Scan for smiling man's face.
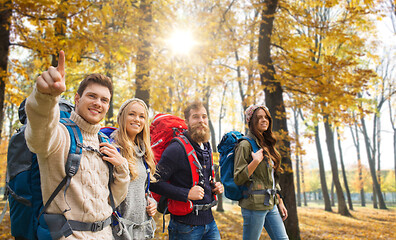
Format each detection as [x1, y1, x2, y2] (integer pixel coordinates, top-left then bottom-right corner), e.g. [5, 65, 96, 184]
[74, 83, 111, 125]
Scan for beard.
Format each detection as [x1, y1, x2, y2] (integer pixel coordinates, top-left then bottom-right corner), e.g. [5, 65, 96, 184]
[189, 123, 211, 143]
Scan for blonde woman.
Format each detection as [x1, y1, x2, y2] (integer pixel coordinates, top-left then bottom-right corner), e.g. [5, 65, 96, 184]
[111, 98, 157, 240]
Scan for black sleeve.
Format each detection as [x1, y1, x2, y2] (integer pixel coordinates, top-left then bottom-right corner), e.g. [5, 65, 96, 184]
[149, 142, 191, 202]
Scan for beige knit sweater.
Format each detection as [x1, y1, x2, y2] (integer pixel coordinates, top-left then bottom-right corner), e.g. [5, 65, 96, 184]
[25, 88, 130, 240]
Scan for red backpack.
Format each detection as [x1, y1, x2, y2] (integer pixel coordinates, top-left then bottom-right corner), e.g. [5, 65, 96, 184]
[150, 114, 217, 216]
[150, 114, 187, 163]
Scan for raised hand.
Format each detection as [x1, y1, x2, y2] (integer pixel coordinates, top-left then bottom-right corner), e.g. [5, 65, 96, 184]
[36, 51, 66, 96]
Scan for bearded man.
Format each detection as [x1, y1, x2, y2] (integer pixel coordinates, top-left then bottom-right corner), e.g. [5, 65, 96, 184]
[150, 100, 224, 240]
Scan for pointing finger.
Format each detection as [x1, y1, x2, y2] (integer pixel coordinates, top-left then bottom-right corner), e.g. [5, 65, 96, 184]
[57, 50, 65, 78]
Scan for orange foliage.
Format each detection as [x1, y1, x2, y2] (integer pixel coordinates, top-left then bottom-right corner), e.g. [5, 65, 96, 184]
[1, 200, 395, 239]
[0, 201, 13, 240]
[298, 206, 396, 240]
[0, 141, 8, 189]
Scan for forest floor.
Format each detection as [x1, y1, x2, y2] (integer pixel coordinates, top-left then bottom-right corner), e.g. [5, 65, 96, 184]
[0, 201, 395, 239]
[155, 203, 396, 240]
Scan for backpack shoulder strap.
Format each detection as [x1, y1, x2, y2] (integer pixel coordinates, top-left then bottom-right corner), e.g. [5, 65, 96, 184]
[97, 131, 118, 211]
[38, 118, 83, 219]
[240, 136, 260, 153]
[60, 118, 84, 176]
[172, 135, 202, 187]
[142, 156, 151, 194]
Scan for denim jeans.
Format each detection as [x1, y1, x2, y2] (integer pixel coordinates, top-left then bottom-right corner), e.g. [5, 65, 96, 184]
[168, 219, 221, 240]
[241, 206, 289, 240]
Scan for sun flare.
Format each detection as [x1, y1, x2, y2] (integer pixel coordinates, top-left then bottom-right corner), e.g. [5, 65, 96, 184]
[167, 30, 196, 55]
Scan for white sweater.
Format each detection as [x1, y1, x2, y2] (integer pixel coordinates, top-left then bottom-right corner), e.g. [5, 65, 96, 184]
[25, 88, 130, 240]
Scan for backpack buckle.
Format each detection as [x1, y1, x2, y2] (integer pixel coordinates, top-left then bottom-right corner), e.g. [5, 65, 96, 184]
[91, 220, 104, 232]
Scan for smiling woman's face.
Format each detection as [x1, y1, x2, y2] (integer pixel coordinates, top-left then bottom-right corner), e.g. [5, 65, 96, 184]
[124, 102, 146, 141]
[254, 108, 269, 133]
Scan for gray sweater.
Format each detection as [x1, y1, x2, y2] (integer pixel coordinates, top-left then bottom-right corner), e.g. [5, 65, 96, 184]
[113, 143, 155, 240]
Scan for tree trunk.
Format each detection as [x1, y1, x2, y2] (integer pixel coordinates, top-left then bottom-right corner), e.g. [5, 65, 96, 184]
[258, 1, 300, 239]
[314, 125, 332, 211]
[6, 103, 15, 138]
[394, 130, 396, 188]
[301, 159, 307, 206]
[323, 117, 351, 216]
[236, 9, 258, 131]
[203, 91, 222, 209]
[331, 181, 335, 207]
[372, 185, 378, 208]
[52, 0, 67, 67]
[388, 99, 396, 189]
[294, 109, 301, 207]
[358, 159, 366, 207]
[236, 45, 253, 133]
[351, 121, 366, 206]
[296, 152, 301, 207]
[105, 64, 114, 125]
[376, 118, 382, 197]
[218, 82, 228, 142]
[202, 89, 217, 152]
[209, 118, 217, 152]
[336, 129, 353, 210]
[360, 116, 387, 209]
[135, 0, 152, 106]
[0, 1, 11, 141]
[214, 164, 224, 212]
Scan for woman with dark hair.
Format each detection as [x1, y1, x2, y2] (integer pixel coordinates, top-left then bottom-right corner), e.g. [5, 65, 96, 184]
[234, 104, 288, 240]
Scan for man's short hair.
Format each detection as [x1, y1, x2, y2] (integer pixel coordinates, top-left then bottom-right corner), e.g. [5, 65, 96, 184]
[184, 100, 206, 120]
[77, 73, 113, 98]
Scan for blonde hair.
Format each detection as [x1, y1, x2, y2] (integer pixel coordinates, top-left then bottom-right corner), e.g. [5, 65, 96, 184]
[113, 98, 156, 181]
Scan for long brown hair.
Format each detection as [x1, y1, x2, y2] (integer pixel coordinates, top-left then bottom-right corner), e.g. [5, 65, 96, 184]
[248, 107, 283, 173]
[113, 99, 156, 181]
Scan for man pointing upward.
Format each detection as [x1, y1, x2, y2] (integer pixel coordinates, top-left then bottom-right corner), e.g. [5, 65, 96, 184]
[25, 51, 130, 239]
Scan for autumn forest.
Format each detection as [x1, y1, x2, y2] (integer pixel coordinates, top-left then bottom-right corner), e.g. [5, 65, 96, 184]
[0, 0, 396, 239]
